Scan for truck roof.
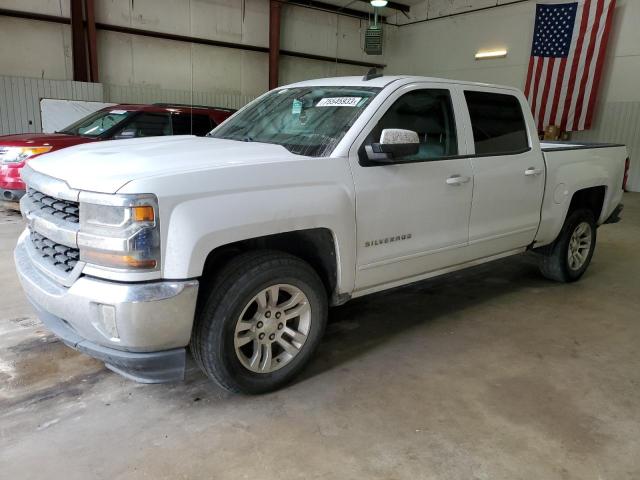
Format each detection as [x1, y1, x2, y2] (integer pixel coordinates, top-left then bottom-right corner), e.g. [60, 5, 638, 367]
[285, 75, 520, 93]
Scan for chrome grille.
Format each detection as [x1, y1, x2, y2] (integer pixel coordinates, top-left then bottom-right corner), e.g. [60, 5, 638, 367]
[26, 188, 79, 224]
[30, 231, 80, 273]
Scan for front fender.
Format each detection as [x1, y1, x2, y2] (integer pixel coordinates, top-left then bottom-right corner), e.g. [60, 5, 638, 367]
[120, 158, 357, 295]
[165, 184, 355, 292]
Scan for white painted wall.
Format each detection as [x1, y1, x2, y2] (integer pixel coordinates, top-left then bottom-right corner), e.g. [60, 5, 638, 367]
[386, 0, 640, 102]
[94, 0, 270, 96]
[386, 1, 534, 86]
[40, 98, 114, 133]
[0, 17, 72, 80]
[385, 0, 640, 190]
[280, 4, 377, 66]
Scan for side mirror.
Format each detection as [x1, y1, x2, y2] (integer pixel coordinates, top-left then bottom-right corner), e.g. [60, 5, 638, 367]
[365, 129, 420, 163]
[113, 128, 137, 140]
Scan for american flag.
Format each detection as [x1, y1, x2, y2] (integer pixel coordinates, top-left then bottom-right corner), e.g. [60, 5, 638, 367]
[524, 0, 616, 132]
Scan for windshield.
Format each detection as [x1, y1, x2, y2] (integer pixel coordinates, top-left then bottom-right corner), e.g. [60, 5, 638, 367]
[210, 86, 380, 157]
[58, 109, 133, 137]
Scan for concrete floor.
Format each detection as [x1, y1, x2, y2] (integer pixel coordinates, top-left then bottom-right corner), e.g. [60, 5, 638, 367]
[1, 194, 639, 480]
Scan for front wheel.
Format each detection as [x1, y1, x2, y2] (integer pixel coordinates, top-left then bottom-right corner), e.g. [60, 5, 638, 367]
[538, 208, 597, 283]
[191, 251, 327, 394]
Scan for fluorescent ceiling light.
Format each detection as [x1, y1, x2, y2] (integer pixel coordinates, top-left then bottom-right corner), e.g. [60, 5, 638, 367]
[371, 0, 388, 7]
[475, 49, 508, 60]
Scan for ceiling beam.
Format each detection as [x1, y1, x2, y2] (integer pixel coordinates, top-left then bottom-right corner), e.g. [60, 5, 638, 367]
[284, 0, 385, 22]
[397, 0, 529, 26]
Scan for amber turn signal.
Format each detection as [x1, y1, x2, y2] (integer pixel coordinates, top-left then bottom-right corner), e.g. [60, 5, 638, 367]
[25, 146, 54, 156]
[132, 205, 155, 222]
[82, 249, 157, 269]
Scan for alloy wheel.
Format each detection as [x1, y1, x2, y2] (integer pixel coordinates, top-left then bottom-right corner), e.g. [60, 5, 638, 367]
[567, 221, 592, 271]
[233, 284, 311, 373]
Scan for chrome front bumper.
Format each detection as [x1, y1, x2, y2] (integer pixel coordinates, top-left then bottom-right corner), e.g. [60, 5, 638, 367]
[14, 232, 199, 383]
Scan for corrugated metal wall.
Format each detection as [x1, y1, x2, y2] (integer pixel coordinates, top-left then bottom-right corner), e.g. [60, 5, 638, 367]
[0, 75, 256, 136]
[572, 102, 640, 192]
[0, 76, 103, 135]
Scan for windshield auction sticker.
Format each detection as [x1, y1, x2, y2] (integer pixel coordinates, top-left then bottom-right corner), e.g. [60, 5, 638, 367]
[292, 99, 303, 115]
[316, 97, 362, 107]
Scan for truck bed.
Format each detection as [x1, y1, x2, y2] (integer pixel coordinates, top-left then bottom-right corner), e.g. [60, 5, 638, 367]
[534, 142, 627, 247]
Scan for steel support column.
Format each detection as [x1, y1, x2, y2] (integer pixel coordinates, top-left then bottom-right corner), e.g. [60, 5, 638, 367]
[269, 0, 282, 90]
[70, 0, 88, 82]
[84, 0, 99, 82]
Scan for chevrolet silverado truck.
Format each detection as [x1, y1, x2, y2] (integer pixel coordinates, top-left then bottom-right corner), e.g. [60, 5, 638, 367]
[0, 103, 235, 202]
[15, 75, 629, 394]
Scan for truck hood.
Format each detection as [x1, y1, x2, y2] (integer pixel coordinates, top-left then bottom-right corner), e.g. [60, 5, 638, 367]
[26, 136, 300, 193]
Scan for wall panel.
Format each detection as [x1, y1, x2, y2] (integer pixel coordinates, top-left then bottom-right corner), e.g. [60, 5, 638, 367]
[572, 102, 640, 192]
[0, 76, 103, 135]
[0, 75, 254, 136]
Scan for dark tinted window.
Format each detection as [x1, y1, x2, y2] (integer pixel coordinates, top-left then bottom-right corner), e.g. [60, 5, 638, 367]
[365, 89, 458, 161]
[119, 113, 171, 138]
[464, 91, 529, 155]
[172, 113, 213, 136]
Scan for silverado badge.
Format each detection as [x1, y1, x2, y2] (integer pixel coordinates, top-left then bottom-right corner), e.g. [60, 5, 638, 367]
[365, 234, 412, 248]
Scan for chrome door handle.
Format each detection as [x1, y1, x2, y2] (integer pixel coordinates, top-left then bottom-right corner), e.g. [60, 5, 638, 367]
[446, 175, 471, 186]
[525, 167, 543, 176]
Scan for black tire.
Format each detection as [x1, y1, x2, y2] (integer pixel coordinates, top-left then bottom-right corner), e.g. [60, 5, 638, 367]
[538, 208, 597, 283]
[191, 250, 327, 394]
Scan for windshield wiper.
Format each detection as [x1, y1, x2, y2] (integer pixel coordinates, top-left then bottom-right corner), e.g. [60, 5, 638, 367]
[242, 136, 253, 142]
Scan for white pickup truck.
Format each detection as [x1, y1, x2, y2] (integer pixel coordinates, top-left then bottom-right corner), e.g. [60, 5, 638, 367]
[15, 75, 629, 393]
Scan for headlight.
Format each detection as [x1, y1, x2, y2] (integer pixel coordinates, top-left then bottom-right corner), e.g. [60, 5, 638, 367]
[0, 146, 53, 164]
[78, 193, 160, 271]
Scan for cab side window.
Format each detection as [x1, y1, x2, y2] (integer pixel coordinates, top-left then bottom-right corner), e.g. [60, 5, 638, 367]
[120, 113, 172, 138]
[464, 91, 529, 155]
[363, 89, 458, 163]
[172, 113, 213, 136]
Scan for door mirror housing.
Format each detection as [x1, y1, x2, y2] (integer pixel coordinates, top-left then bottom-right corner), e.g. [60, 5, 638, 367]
[365, 128, 420, 163]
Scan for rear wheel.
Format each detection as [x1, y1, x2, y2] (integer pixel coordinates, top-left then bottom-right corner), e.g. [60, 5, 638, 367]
[191, 250, 327, 394]
[538, 208, 597, 282]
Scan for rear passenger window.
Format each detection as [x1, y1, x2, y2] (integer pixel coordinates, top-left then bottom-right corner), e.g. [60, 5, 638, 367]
[172, 114, 213, 136]
[464, 91, 529, 155]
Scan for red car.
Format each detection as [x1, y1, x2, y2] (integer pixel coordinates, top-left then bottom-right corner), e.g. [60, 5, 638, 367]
[0, 103, 235, 202]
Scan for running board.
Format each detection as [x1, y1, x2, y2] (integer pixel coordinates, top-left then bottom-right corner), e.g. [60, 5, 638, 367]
[352, 248, 526, 299]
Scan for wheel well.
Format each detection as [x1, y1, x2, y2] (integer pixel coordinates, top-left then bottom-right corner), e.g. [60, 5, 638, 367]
[568, 186, 606, 221]
[201, 228, 338, 298]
